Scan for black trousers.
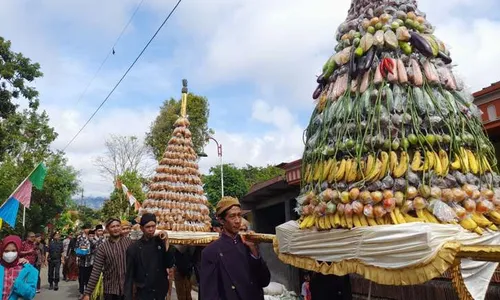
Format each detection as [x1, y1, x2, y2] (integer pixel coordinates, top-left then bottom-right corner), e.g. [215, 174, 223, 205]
[48, 260, 61, 284]
[104, 294, 124, 300]
[78, 266, 92, 294]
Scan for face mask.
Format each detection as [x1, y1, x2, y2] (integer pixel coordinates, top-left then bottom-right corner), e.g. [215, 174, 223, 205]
[3, 252, 18, 263]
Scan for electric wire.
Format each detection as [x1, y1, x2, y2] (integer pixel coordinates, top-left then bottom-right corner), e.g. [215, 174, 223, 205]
[62, 0, 183, 151]
[75, 0, 147, 105]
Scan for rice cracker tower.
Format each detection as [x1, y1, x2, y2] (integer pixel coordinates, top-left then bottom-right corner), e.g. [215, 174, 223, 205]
[298, 0, 500, 234]
[140, 79, 211, 232]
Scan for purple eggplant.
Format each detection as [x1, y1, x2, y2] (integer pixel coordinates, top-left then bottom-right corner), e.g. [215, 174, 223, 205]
[438, 51, 452, 64]
[410, 32, 433, 57]
[312, 84, 323, 100]
[317, 72, 326, 84]
[349, 47, 358, 77]
[363, 47, 376, 72]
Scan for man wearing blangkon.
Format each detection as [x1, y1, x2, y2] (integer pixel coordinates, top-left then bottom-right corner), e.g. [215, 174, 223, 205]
[200, 196, 271, 300]
[124, 213, 175, 300]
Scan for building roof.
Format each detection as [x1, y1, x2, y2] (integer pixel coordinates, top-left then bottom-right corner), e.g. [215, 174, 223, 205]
[473, 81, 500, 98]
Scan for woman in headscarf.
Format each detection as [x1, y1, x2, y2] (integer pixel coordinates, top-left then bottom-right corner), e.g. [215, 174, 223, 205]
[0, 235, 38, 300]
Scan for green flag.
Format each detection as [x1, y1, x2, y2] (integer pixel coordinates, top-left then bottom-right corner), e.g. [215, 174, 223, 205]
[29, 162, 47, 190]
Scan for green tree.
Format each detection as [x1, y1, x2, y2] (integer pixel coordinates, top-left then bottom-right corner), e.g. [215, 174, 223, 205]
[0, 37, 44, 160]
[146, 93, 213, 160]
[240, 164, 285, 189]
[102, 170, 146, 220]
[203, 164, 248, 206]
[0, 153, 80, 236]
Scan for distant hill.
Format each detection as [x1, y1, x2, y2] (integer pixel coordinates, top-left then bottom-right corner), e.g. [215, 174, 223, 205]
[73, 196, 106, 210]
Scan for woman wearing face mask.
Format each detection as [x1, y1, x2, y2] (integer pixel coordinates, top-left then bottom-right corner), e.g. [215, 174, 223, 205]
[0, 235, 38, 300]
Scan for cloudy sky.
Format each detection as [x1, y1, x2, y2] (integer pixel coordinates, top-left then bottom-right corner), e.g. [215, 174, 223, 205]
[0, 0, 499, 197]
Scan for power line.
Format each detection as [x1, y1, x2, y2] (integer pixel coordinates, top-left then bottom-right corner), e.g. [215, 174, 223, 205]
[62, 0, 183, 151]
[75, 0, 146, 105]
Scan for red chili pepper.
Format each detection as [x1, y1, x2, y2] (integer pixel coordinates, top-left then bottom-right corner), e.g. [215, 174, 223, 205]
[380, 58, 395, 77]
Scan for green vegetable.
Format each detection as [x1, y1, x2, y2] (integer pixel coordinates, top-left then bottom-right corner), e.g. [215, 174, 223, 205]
[399, 42, 413, 55]
[408, 134, 418, 145]
[392, 139, 401, 150]
[355, 47, 364, 57]
[391, 21, 400, 30]
[367, 26, 376, 34]
[353, 32, 361, 39]
[401, 138, 410, 150]
[405, 19, 415, 29]
[353, 38, 361, 47]
[423, 34, 439, 57]
[375, 22, 383, 30]
[426, 134, 436, 145]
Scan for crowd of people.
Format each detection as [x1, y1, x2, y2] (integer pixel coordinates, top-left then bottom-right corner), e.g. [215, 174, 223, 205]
[0, 196, 272, 300]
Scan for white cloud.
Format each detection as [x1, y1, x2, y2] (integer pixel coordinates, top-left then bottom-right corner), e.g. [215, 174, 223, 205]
[1, 0, 500, 198]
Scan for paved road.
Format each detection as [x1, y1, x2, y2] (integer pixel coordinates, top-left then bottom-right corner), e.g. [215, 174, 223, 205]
[34, 266, 199, 299]
[35, 266, 80, 299]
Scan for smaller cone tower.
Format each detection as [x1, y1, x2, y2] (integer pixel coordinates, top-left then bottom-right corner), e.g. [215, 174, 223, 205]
[140, 79, 211, 232]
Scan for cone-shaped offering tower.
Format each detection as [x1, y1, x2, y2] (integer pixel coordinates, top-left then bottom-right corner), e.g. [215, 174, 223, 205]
[139, 79, 211, 232]
[298, 0, 500, 234]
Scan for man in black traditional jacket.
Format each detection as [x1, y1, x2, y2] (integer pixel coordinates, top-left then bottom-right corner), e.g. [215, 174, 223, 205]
[124, 213, 175, 300]
[200, 196, 271, 300]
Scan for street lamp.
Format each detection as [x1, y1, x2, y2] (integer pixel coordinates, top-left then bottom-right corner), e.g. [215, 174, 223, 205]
[206, 136, 224, 198]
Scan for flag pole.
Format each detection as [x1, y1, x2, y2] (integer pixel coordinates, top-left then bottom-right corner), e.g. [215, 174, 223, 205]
[23, 206, 26, 227]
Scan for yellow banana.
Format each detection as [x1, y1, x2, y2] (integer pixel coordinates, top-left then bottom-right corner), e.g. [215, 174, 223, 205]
[327, 160, 338, 183]
[423, 210, 440, 223]
[459, 217, 478, 232]
[314, 215, 320, 229]
[364, 154, 375, 176]
[376, 217, 385, 225]
[324, 216, 332, 229]
[299, 215, 313, 229]
[411, 151, 423, 171]
[481, 156, 493, 174]
[459, 147, 470, 173]
[345, 214, 353, 229]
[416, 209, 427, 221]
[439, 149, 449, 175]
[334, 212, 341, 227]
[489, 224, 499, 231]
[334, 159, 347, 182]
[367, 217, 378, 226]
[433, 151, 443, 176]
[394, 208, 406, 224]
[389, 211, 399, 225]
[313, 162, 322, 182]
[340, 215, 347, 228]
[471, 212, 492, 227]
[393, 152, 408, 178]
[378, 151, 390, 180]
[329, 214, 337, 228]
[389, 151, 398, 174]
[353, 214, 362, 227]
[365, 158, 382, 182]
[451, 155, 461, 170]
[345, 160, 358, 183]
[359, 214, 369, 226]
[403, 213, 425, 223]
[322, 159, 335, 182]
[487, 211, 500, 225]
[466, 149, 479, 174]
[423, 151, 435, 171]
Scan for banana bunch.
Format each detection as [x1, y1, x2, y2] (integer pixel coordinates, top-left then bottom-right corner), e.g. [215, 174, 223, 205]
[411, 149, 449, 176]
[450, 147, 492, 175]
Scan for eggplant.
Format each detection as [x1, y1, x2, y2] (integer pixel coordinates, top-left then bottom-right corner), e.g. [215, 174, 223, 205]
[312, 84, 323, 100]
[362, 47, 376, 72]
[317, 73, 326, 84]
[410, 32, 433, 57]
[438, 51, 452, 64]
[357, 55, 366, 73]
